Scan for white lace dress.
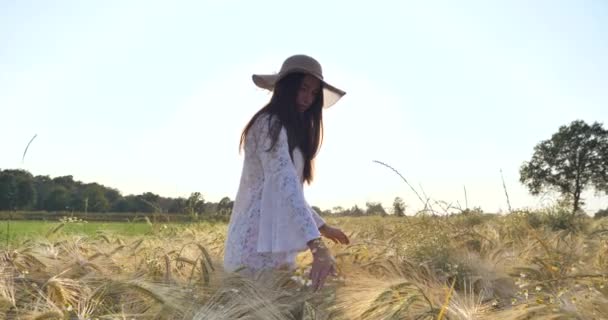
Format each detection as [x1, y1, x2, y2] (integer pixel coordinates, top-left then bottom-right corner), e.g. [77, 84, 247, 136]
[223, 113, 326, 273]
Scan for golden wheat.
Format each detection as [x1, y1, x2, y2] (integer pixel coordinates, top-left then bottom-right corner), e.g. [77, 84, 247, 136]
[0, 213, 606, 319]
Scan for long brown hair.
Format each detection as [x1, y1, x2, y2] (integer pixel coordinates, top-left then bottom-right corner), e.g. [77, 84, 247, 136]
[240, 73, 324, 184]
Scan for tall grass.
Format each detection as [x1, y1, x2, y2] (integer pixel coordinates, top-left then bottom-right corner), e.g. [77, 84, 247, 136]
[0, 220, 174, 244]
[0, 208, 607, 319]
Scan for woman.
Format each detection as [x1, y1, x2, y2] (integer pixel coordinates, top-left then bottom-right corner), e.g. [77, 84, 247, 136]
[223, 54, 350, 291]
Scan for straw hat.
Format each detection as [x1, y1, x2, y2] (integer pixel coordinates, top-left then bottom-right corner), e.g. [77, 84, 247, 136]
[252, 54, 346, 108]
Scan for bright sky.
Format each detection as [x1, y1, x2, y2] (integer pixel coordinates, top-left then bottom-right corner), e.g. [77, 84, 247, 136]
[1, 1, 607, 214]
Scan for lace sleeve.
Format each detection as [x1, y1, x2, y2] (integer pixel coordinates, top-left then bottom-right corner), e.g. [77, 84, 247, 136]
[254, 114, 322, 253]
[309, 205, 326, 228]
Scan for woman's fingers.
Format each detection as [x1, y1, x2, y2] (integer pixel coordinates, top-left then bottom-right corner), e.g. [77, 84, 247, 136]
[342, 234, 350, 244]
[335, 229, 349, 244]
[312, 267, 328, 288]
[311, 271, 319, 290]
[310, 263, 336, 291]
[314, 266, 331, 291]
[310, 268, 319, 290]
[336, 231, 348, 244]
[321, 226, 351, 245]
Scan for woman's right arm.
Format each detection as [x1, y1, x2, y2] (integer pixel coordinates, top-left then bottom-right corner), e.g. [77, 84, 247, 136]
[307, 237, 337, 291]
[255, 115, 336, 290]
[255, 114, 323, 248]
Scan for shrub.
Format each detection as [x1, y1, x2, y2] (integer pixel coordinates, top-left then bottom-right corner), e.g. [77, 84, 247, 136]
[594, 208, 608, 219]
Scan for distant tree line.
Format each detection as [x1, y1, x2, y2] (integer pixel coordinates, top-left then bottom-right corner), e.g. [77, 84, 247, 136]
[0, 169, 411, 217]
[318, 198, 407, 217]
[4, 118, 606, 219]
[0, 169, 234, 216]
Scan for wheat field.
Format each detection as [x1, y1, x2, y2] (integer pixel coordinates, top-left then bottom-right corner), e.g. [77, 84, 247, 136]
[1, 206, 607, 319]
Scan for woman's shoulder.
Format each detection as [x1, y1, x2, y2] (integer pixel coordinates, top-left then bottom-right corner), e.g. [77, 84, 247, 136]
[255, 112, 279, 124]
[252, 112, 282, 133]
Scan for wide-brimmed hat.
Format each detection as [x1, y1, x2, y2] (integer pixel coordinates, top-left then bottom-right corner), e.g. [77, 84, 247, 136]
[252, 54, 346, 108]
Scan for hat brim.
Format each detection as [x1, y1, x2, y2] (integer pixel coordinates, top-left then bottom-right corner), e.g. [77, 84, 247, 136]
[252, 72, 345, 108]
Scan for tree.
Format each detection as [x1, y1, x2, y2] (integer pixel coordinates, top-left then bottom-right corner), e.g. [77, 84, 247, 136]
[218, 196, 234, 215]
[158, 196, 177, 214]
[186, 192, 205, 219]
[349, 205, 364, 216]
[594, 208, 608, 219]
[135, 192, 162, 213]
[15, 177, 36, 209]
[104, 188, 121, 206]
[0, 169, 36, 210]
[52, 175, 75, 189]
[34, 175, 54, 210]
[365, 202, 387, 216]
[111, 198, 132, 212]
[46, 186, 70, 211]
[84, 185, 110, 212]
[0, 172, 17, 210]
[118, 195, 142, 212]
[393, 197, 406, 217]
[520, 120, 608, 215]
[168, 197, 187, 214]
[141, 192, 160, 206]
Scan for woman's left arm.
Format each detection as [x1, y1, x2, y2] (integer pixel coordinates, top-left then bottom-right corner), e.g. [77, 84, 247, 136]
[308, 205, 326, 229]
[318, 223, 350, 245]
[308, 205, 350, 245]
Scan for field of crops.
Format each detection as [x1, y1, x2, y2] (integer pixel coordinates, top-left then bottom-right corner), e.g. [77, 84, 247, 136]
[1, 207, 608, 319]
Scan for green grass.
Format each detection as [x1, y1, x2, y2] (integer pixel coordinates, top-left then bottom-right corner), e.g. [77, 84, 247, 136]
[0, 220, 161, 245]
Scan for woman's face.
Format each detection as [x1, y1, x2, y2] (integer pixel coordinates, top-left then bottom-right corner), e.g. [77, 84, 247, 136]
[296, 75, 321, 113]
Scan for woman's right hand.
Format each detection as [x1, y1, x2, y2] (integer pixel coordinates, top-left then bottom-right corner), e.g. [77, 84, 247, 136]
[308, 238, 337, 291]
